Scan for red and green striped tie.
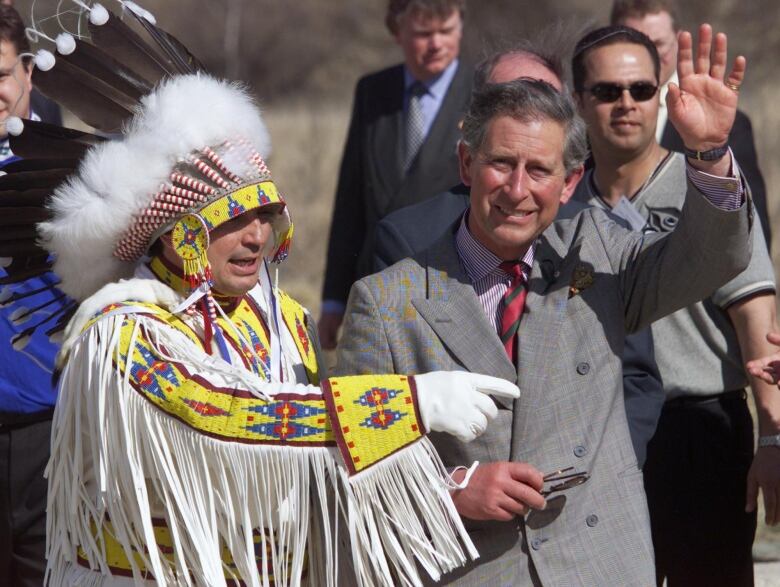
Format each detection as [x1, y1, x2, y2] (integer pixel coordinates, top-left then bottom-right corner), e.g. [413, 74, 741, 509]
[499, 261, 528, 364]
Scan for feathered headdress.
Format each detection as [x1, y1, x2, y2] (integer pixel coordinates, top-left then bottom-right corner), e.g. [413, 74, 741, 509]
[1, 1, 293, 350]
[38, 74, 290, 302]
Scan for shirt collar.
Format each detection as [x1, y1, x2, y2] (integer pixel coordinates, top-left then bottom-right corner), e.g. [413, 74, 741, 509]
[403, 58, 459, 100]
[455, 209, 537, 282]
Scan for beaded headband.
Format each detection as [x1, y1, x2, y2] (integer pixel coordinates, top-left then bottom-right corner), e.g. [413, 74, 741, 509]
[114, 139, 292, 264]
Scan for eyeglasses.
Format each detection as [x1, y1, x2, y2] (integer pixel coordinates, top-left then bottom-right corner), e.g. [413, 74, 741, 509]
[584, 82, 658, 103]
[541, 467, 590, 496]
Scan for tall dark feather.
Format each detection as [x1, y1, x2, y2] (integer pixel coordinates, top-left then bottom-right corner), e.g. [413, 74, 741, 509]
[0, 168, 72, 188]
[0, 207, 50, 226]
[0, 240, 48, 257]
[0, 188, 50, 207]
[33, 59, 134, 132]
[61, 39, 153, 101]
[88, 9, 172, 84]
[126, 10, 206, 74]
[0, 226, 40, 241]
[9, 120, 105, 162]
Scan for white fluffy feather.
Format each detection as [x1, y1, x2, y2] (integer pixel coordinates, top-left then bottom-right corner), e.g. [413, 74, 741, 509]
[38, 75, 271, 302]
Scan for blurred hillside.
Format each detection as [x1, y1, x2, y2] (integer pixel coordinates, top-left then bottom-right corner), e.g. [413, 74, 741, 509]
[18, 0, 780, 311]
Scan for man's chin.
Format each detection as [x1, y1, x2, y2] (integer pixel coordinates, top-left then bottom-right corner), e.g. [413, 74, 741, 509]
[212, 279, 258, 298]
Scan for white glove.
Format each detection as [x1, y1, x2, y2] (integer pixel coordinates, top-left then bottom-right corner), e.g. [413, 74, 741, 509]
[414, 371, 520, 443]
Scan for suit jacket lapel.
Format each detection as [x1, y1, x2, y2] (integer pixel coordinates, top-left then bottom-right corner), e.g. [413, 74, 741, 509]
[412, 232, 517, 408]
[509, 222, 577, 459]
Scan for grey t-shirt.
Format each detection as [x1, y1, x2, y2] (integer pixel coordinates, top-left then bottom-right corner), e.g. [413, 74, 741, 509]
[573, 152, 775, 398]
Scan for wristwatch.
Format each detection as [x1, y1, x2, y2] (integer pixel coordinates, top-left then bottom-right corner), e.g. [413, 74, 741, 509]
[683, 143, 729, 161]
[758, 434, 780, 448]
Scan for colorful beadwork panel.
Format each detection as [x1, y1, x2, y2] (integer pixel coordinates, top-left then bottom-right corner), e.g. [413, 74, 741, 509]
[322, 374, 424, 474]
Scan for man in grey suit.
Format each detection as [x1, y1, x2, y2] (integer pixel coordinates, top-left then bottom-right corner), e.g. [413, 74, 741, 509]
[319, 0, 473, 349]
[373, 45, 665, 468]
[336, 26, 752, 585]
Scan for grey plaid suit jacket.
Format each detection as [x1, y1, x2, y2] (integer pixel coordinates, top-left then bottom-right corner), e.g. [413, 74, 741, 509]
[335, 183, 753, 586]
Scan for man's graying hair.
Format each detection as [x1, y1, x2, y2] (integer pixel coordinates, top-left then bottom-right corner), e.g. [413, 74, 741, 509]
[461, 79, 589, 174]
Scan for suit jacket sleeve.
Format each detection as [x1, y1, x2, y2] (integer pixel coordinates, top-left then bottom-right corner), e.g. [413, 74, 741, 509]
[322, 80, 368, 305]
[613, 180, 753, 333]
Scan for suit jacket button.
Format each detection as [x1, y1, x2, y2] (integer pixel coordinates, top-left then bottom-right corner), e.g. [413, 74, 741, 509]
[576, 362, 590, 375]
[586, 514, 599, 527]
[530, 537, 547, 550]
[574, 445, 587, 457]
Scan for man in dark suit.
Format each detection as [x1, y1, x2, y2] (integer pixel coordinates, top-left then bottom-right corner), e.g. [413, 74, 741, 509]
[611, 0, 771, 248]
[319, 0, 472, 348]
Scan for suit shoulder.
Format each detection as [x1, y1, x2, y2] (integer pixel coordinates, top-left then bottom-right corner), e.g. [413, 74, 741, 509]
[355, 255, 426, 295]
[380, 189, 468, 229]
[551, 204, 624, 240]
[364, 254, 425, 281]
[356, 64, 404, 91]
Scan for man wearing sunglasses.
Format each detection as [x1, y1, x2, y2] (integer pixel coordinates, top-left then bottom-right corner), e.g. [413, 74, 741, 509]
[572, 25, 779, 587]
[610, 0, 771, 250]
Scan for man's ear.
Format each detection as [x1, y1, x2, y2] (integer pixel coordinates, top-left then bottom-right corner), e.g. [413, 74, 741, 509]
[22, 60, 32, 94]
[559, 164, 585, 205]
[457, 141, 473, 187]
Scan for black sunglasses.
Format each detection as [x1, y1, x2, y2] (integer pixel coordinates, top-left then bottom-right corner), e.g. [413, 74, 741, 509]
[584, 82, 658, 103]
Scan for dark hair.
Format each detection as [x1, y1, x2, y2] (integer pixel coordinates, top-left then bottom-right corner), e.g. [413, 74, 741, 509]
[610, 0, 680, 31]
[385, 0, 465, 35]
[461, 78, 588, 174]
[571, 25, 660, 92]
[0, 4, 31, 68]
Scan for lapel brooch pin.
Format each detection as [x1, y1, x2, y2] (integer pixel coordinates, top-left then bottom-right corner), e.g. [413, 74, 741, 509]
[568, 262, 595, 299]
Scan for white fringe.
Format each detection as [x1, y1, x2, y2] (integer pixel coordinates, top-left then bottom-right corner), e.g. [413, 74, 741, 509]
[344, 440, 478, 587]
[45, 314, 477, 586]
